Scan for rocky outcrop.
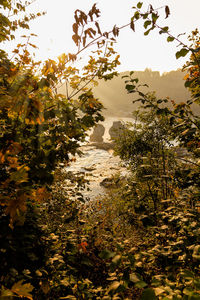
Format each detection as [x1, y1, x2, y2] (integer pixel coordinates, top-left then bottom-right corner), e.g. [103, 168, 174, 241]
[90, 124, 105, 143]
[109, 121, 125, 140]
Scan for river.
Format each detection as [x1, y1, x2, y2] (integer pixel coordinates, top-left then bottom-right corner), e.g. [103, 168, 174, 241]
[64, 117, 133, 200]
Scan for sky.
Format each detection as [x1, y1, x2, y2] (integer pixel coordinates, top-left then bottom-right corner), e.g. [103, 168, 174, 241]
[3, 0, 200, 74]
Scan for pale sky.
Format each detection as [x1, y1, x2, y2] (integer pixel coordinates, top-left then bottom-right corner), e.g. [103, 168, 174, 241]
[4, 0, 200, 73]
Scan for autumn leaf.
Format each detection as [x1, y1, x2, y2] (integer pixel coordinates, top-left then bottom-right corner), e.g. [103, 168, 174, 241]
[68, 53, 77, 61]
[73, 23, 78, 34]
[72, 34, 79, 46]
[7, 156, 19, 168]
[78, 241, 88, 253]
[7, 142, 23, 155]
[31, 187, 49, 203]
[184, 74, 189, 80]
[165, 5, 170, 18]
[4, 193, 28, 227]
[95, 21, 102, 35]
[11, 280, 33, 300]
[108, 281, 121, 292]
[0, 151, 5, 163]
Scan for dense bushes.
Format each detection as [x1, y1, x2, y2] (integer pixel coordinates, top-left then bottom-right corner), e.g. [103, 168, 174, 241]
[1, 1, 200, 299]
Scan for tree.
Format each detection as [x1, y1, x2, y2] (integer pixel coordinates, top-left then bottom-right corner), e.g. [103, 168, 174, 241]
[0, 1, 120, 227]
[0, 1, 122, 298]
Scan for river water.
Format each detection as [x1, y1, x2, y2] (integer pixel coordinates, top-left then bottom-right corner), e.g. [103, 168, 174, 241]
[64, 117, 133, 200]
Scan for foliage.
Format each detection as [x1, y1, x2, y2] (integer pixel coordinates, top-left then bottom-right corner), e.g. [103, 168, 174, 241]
[114, 95, 185, 213]
[1, 1, 200, 299]
[108, 7, 200, 296]
[183, 29, 200, 103]
[105, 4, 200, 297]
[0, 1, 120, 228]
[0, 204, 46, 299]
[0, 1, 121, 298]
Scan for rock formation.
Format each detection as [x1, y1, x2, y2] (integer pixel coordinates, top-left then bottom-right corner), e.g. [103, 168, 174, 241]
[109, 121, 125, 140]
[90, 124, 105, 143]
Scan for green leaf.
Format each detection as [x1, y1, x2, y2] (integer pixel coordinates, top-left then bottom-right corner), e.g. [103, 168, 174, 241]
[125, 84, 135, 91]
[157, 99, 163, 104]
[142, 13, 148, 19]
[159, 26, 169, 34]
[99, 249, 115, 259]
[130, 20, 135, 31]
[167, 36, 175, 42]
[144, 28, 152, 36]
[141, 288, 156, 300]
[137, 2, 143, 9]
[135, 281, 148, 288]
[185, 80, 192, 87]
[134, 11, 140, 20]
[152, 13, 159, 24]
[144, 20, 151, 29]
[176, 48, 189, 59]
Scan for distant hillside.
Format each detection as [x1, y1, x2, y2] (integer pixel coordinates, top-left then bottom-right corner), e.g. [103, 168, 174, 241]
[58, 69, 200, 117]
[93, 68, 200, 117]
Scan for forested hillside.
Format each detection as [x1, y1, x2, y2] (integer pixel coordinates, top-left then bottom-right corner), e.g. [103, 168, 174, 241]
[93, 69, 200, 117]
[59, 68, 199, 117]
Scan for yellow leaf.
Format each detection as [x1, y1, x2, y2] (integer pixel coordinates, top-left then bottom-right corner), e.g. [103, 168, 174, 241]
[0, 152, 5, 163]
[89, 102, 94, 108]
[31, 187, 49, 203]
[4, 193, 28, 227]
[7, 156, 19, 168]
[183, 74, 189, 80]
[7, 142, 23, 155]
[11, 280, 33, 300]
[108, 281, 121, 291]
[0, 287, 14, 297]
[154, 287, 165, 296]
